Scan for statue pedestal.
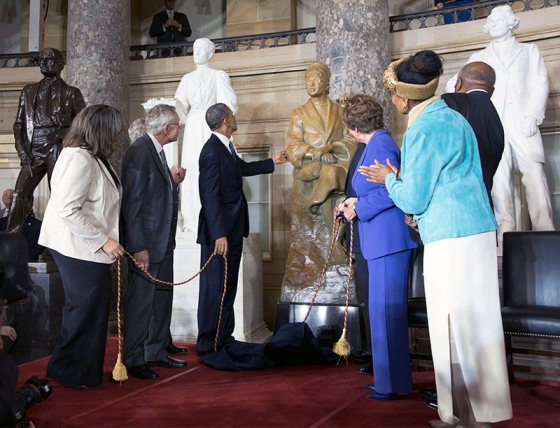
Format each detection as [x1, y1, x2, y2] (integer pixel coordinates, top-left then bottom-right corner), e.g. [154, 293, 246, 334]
[170, 232, 272, 344]
[273, 302, 368, 356]
[9, 262, 64, 364]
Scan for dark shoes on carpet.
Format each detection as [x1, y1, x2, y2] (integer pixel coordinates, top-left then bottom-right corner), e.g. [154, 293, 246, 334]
[128, 364, 159, 380]
[426, 398, 438, 411]
[166, 343, 188, 354]
[60, 381, 85, 390]
[420, 388, 438, 411]
[358, 361, 373, 375]
[148, 355, 187, 368]
[420, 388, 438, 401]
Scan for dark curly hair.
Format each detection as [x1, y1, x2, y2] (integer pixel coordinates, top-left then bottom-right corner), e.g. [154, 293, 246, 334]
[396, 50, 443, 85]
[343, 94, 385, 134]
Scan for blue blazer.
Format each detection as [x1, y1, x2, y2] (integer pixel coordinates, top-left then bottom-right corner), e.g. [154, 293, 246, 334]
[197, 134, 274, 246]
[352, 129, 417, 260]
[120, 135, 178, 263]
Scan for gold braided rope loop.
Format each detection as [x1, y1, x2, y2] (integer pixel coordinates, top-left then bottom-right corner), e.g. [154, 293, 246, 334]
[112, 257, 128, 381]
[333, 218, 353, 362]
[300, 209, 354, 360]
[214, 256, 229, 352]
[112, 250, 227, 382]
[303, 210, 342, 323]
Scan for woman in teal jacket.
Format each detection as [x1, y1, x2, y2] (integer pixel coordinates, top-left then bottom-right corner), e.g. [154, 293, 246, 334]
[362, 51, 512, 427]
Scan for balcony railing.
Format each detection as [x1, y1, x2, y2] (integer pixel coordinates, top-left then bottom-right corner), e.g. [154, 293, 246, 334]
[390, 0, 559, 32]
[0, 0, 557, 67]
[129, 27, 316, 61]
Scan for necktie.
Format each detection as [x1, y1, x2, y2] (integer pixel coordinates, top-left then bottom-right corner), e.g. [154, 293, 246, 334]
[159, 150, 172, 188]
[229, 141, 236, 157]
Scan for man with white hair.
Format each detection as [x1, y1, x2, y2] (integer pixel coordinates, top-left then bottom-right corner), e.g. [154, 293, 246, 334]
[447, 5, 554, 237]
[174, 38, 238, 232]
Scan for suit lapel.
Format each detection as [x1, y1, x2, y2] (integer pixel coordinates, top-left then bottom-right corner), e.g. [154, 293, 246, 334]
[97, 156, 122, 194]
[144, 136, 173, 191]
[504, 39, 522, 69]
[211, 134, 241, 179]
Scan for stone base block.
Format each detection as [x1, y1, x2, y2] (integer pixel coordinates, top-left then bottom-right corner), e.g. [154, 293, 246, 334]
[273, 302, 368, 356]
[9, 264, 64, 364]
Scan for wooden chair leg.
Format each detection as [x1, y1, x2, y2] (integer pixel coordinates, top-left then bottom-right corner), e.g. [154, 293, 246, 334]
[504, 334, 515, 384]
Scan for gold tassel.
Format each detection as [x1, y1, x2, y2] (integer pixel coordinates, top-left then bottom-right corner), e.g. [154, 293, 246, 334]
[333, 328, 351, 357]
[112, 353, 128, 382]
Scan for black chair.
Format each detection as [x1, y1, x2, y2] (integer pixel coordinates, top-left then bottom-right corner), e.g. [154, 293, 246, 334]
[501, 231, 560, 382]
[407, 245, 432, 369]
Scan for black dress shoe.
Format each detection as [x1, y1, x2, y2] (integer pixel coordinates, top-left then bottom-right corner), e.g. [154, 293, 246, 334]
[426, 398, 438, 412]
[358, 362, 374, 375]
[420, 388, 437, 401]
[128, 364, 159, 380]
[148, 355, 187, 368]
[166, 343, 188, 354]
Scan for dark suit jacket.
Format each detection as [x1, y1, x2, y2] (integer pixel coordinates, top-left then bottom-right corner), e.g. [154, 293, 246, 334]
[197, 134, 274, 246]
[149, 10, 192, 43]
[442, 91, 504, 203]
[120, 135, 178, 264]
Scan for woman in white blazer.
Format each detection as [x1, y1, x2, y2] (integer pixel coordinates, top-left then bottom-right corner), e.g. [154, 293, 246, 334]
[39, 105, 125, 390]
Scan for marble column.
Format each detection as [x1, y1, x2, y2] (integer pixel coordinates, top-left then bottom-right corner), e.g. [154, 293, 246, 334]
[66, 0, 131, 174]
[316, 0, 392, 131]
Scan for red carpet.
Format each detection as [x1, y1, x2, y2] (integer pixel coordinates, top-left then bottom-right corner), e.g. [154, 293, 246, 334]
[16, 337, 560, 427]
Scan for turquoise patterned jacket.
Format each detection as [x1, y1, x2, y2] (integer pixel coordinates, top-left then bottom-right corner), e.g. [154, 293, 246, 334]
[385, 100, 496, 245]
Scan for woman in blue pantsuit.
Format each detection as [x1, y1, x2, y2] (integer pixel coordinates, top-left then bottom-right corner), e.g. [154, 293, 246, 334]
[338, 94, 417, 400]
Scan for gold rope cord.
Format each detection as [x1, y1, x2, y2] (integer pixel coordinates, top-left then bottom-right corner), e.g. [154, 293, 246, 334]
[113, 250, 227, 382]
[301, 210, 354, 359]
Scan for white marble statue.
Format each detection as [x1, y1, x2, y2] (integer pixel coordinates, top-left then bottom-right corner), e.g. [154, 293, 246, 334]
[447, 5, 554, 236]
[174, 38, 238, 232]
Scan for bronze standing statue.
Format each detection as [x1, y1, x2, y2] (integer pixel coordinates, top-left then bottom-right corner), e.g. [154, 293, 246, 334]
[7, 48, 86, 234]
[281, 62, 357, 303]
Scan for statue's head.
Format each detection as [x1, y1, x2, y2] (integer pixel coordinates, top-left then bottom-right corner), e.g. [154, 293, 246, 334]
[39, 48, 65, 77]
[305, 62, 331, 97]
[193, 38, 215, 65]
[484, 6, 519, 38]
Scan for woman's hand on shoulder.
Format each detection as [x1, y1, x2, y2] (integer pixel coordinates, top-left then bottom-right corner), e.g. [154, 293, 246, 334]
[359, 159, 398, 183]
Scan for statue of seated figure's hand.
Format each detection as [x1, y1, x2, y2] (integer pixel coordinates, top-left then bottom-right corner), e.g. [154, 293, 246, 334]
[320, 153, 337, 164]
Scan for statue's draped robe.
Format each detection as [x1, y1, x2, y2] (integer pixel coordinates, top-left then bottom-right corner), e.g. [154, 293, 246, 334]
[282, 98, 357, 303]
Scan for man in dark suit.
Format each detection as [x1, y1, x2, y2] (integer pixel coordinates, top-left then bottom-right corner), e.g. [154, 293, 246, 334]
[8, 48, 85, 235]
[196, 103, 287, 355]
[121, 104, 187, 380]
[442, 61, 505, 206]
[149, 0, 192, 44]
[422, 61, 504, 411]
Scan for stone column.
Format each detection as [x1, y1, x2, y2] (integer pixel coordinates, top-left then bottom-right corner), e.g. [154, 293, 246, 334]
[66, 0, 131, 174]
[316, 0, 392, 131]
